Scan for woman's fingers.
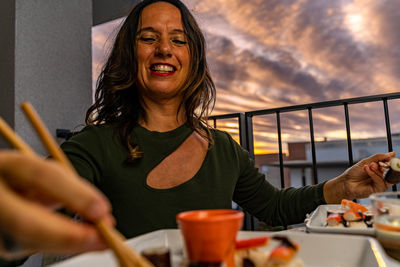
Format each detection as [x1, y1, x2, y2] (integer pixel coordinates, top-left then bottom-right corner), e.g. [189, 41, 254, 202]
[363, 152, 395, 165]
[367, 162, 384, 178]
[0, 152, 113, 223]
[363, 165, 391, 192]
[0, 179, 107, 257]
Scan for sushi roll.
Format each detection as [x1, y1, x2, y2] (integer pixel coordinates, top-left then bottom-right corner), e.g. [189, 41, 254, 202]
[235, 248, 269, 267]
[234, 236, 270, 267]
[327, 209, 344, 216]
[384, 157, 400, 183]
[188, 262, 222, 267]
[342, 210, 362, 222]
[341, 199, 368, 213]
[235, 236, 270, 250]
[363, 211, 374, 227]
[266, 236, 303, 267]
[326, 213, 343, 226]
[235, 236, 304, 267]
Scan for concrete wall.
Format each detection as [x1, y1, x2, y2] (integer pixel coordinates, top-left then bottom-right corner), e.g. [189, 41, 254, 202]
[0, 0, 92, 156]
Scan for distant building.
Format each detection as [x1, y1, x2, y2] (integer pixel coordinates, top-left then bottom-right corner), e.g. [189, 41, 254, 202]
[255, 134, 400, 188]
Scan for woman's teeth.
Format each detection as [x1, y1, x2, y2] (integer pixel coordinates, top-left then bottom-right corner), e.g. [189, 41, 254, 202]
[151, 64, 174, 73]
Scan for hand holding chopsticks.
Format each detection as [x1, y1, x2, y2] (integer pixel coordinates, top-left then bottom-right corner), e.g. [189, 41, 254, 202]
[0, 102, 153, 267]
[0, 151, 111, 259]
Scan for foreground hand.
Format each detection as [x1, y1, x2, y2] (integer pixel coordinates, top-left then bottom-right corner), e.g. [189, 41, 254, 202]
[0, 152, 114, 260]
[324, 152, 395, 203]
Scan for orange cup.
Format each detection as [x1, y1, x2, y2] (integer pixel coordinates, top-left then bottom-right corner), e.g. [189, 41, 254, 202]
[176, 209, 244, 267]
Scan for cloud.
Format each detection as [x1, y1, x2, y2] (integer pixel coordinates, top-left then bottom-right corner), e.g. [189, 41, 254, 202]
[93, 0, 400, 153]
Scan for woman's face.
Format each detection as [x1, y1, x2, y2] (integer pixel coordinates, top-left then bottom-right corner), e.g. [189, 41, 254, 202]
[136, 2, 190, 101]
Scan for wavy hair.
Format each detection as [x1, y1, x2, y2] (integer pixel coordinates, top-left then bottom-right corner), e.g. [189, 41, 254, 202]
[86, 0, 216, 162]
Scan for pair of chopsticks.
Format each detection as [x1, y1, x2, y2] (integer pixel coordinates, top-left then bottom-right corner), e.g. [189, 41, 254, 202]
[0, 102, 153, 267]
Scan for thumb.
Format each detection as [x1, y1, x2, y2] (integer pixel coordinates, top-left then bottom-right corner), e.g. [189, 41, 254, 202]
[364, 152, 395, 164]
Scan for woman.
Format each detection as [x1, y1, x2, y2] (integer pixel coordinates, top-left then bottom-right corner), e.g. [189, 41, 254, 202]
[61, 0, 393, 238]
[0, 151, 113, 261]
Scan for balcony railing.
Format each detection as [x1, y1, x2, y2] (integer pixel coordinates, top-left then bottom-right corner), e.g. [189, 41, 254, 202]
[209, 92, 400, 230]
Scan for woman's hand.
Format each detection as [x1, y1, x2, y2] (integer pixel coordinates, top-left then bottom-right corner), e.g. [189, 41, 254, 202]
[323, 152, 395, 204]
[0, 151, 113, 260]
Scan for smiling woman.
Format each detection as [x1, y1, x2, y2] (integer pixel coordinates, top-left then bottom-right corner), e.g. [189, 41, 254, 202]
[88, 0, 215, 164]
[60, 0, 395, 240]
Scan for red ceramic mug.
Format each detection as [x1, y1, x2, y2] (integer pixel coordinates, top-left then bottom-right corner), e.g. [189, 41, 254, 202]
[176, 209, 244, 267]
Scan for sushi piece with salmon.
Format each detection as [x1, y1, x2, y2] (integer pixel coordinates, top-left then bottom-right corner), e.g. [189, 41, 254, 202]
[341, 199, 368, 213]
[235, 236, 270, 250]
[326, 208, 344, 216]
[326, 213, 343, 227]
[234, 236, 304, 267]
[266, 236, 303, 267]
[235, 236, 271, 267]
[342, 210, 363, 222]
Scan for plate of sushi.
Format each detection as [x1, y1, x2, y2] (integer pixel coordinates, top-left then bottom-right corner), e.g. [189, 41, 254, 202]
[51, 229, 398, 267]
[306, 199, 375, 235]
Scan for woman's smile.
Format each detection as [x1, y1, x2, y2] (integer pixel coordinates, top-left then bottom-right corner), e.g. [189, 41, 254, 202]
[150, 63, 176, 76]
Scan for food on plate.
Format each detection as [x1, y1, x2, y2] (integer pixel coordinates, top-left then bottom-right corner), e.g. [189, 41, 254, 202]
[382, 157, 400, 183]
[363, 211, 374, 227]
[341, 199, 368, 213]
[186, 262, 222, 267]
[235, 236, 304, 267]
[326, 213, 343, 227]
[326, 209, 344, 216]
[325, 200, 373, 228]
[141, 247, 171, 267]
[342, 210, 362, 222]
[235, 236, 269, 250]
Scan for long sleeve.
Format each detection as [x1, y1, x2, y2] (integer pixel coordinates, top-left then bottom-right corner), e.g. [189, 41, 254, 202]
[60, 125, 108, 186]
[230, 134, 326, 226]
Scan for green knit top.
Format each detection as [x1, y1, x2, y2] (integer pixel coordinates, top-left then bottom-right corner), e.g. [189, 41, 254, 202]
[61, 123, 326, 238]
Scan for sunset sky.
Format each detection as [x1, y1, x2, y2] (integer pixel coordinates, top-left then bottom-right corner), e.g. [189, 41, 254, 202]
[92, 0, 400, 154]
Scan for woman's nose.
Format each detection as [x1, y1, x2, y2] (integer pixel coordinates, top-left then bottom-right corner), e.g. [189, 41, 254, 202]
[156, 38, 172, 57]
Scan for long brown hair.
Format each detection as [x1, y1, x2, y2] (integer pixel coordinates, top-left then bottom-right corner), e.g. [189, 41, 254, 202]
[86, 0, 216, 162]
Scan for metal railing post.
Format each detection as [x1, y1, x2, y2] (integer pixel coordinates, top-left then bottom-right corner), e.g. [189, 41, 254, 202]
[245, 114, 256, 230]
[276, 111, 285, 188]
[344, 103, 354, 166]
[308, 108, 318, 185]
[238, 113, 256, 230]
[383, 98, 397, 192]
[238, 113, 247, 148]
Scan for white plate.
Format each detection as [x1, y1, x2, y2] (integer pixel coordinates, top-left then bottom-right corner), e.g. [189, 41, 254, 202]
[306, 204, 375, 235]
[51, 229, 398, 267]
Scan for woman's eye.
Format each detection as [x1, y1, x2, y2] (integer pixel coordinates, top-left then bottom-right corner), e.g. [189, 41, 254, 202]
[139, 37, 156, 42]
[172, 39, 187, 45]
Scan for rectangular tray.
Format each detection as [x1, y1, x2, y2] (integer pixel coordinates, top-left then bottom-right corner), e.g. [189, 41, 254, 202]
[51, 229, 398, 267]
[306, 204, 375, 235]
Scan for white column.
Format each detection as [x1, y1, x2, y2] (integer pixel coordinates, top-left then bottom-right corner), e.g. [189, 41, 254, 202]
[0, 0, 92, 156]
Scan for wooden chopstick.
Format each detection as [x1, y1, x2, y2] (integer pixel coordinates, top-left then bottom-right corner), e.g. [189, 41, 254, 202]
[0, 103, 153, 267]
[0, 117, 36, 156]
[20, 103, 75, 171]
